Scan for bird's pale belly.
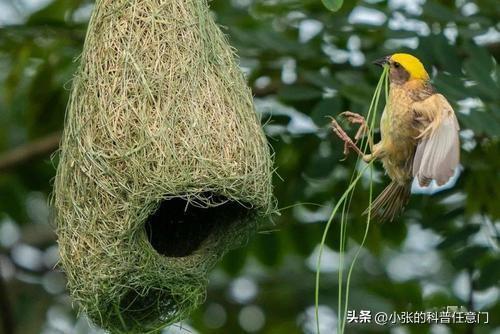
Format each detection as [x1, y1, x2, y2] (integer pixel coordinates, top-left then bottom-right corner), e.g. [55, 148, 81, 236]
[379, 104, 418, 184]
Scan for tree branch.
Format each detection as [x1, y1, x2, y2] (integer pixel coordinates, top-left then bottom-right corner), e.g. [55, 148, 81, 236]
[0, 267, 15, 334]
[0, 132, 61, 173]
[467, 268, 475, 334]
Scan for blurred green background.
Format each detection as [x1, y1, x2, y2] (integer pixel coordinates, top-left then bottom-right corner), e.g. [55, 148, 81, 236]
[0, 0, 499, 333]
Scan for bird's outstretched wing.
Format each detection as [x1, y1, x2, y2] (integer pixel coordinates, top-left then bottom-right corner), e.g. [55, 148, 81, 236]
[412, 94, 460, 186]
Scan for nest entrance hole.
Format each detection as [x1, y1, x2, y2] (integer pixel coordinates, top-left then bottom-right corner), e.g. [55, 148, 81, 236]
[145, 193, 250, 258]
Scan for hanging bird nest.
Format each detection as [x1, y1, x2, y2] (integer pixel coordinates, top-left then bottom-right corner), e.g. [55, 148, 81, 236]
[53, 0, 273, 332]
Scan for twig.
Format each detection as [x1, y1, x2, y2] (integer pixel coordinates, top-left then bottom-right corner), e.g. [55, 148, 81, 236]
[0, 266, 15, 334]
[467, 268, 475, 334]
[0, 132, 61, 173]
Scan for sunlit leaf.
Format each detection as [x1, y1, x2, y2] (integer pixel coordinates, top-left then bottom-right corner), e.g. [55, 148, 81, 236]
[322, 0, 344, 12]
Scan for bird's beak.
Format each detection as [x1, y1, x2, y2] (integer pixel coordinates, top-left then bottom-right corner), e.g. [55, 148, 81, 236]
[373, 56, 389, 67]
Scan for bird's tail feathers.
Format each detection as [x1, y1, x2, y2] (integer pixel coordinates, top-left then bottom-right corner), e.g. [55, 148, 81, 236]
[364, 181, 411, 222]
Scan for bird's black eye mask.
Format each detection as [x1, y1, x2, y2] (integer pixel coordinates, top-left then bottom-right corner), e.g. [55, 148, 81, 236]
[389, 61, 410, 84]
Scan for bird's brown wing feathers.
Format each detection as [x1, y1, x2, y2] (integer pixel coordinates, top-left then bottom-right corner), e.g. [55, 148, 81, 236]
[412, 94, 460, 186]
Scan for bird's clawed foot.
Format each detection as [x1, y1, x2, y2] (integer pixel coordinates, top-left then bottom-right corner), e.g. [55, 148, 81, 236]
[339, 111, 369, 142]
[331, 117, 363, 157]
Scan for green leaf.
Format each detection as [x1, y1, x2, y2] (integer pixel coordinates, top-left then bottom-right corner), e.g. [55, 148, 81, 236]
[476, 257, 500, 289]
[437, 225, 480, 250]
[27, 0, 70, 25]
[463, 43, 499, 100]
[220, 246, 249, 276]
[322, 0, 344, 12]
[451, 246, 489, 269]
[278, 85, 323, 101]
[310, 97, 341, 126]
[253, 232, 283, 267]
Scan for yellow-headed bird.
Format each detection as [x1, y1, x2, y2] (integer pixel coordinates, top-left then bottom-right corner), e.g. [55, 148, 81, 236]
[331, 53, 460, 221]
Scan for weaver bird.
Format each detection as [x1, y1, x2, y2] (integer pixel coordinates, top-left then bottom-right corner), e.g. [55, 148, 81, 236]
[331, 53, 460, 221]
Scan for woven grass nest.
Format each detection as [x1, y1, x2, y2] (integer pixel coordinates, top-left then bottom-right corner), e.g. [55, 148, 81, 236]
[53, 0, 273, 332]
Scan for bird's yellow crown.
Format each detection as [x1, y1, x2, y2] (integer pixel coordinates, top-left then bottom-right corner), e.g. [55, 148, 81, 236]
[390, 53, 429, 81]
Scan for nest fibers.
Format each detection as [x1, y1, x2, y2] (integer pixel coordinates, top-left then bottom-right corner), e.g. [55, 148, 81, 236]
[53, 0, 273, 332]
